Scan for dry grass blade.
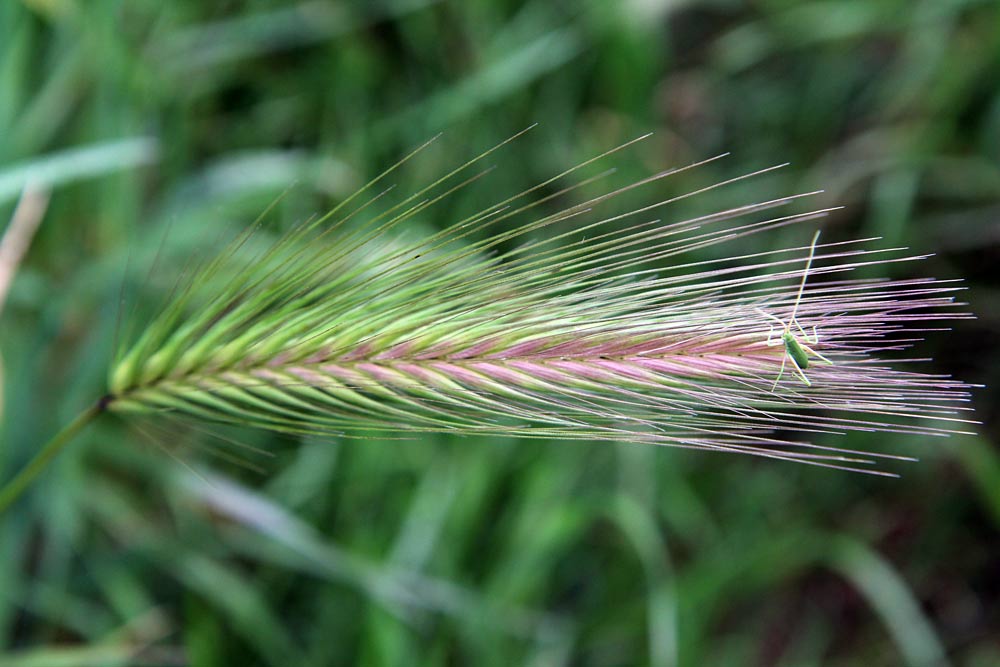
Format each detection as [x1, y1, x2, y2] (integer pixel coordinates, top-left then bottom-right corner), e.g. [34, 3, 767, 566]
[0, 186, 50, 427]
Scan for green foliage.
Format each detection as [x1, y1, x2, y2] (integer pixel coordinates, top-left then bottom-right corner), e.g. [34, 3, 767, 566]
[1, 1, 997, 665]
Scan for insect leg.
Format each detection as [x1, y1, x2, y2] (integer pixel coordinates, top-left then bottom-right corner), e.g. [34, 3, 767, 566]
[758, 309, 786, 347]
[789, 356, 812, 386]
[757, 308, 787, 328]
[771, 353, 787, 391]
[799, 343, 833, 365]
[793, 319, 820, 345]
[792, 318, 809, 340]
[766, 325, 778, 346]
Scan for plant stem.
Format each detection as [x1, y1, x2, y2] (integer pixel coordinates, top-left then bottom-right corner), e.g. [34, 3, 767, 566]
[0, 400, 104, 514]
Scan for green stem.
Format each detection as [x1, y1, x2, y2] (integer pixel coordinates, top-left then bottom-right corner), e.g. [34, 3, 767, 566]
[0, 400, 104, 514]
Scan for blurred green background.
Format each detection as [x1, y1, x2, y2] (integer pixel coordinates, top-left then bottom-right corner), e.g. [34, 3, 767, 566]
[1, 0, 998, 665]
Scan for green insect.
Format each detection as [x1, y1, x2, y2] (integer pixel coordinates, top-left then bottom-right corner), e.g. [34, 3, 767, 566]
[758, 231, 833, 390]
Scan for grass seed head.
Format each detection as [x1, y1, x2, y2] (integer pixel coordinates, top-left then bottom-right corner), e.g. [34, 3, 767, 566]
[107, 133, 975, 473]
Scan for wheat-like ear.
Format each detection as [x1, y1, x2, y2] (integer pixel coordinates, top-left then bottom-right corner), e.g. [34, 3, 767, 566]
[0, 134, 976, 512]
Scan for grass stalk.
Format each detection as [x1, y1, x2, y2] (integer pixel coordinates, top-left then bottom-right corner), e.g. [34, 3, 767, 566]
[0, 399, 104, 514]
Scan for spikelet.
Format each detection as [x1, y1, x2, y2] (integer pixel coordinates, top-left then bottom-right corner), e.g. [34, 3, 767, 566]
[106, 132, 975, 474]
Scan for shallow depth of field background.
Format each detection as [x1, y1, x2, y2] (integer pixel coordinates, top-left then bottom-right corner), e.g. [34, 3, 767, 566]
[1, 1, 999, 665]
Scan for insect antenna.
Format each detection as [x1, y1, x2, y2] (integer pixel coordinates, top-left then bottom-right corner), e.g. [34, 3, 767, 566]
[789, 230, 821, 322]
